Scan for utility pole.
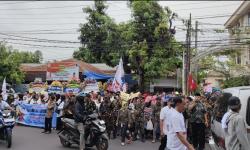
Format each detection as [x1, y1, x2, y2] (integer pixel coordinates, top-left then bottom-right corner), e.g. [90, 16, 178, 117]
[194, 21, 198, 83]
[183, 13, 192, 95]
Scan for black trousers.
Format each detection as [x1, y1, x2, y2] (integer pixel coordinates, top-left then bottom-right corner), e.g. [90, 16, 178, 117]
[56, 117, 62, 130]
[191, 122, 206, 150]
[134, 122, 145, 141]
[120, 124, 130, 143]
[44, 117, 52, 132]
[158, 135, 167, 150]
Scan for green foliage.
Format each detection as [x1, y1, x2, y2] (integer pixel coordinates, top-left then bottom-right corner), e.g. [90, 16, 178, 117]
[74, 0, 119, 66]
[74, 0, 183, 91]
[0, 42, 42, 84]
[198, 53, 242, 80]
[127, 1, 182, 91]
[222, 76, 250, 89]
[197, 70, 208, 84]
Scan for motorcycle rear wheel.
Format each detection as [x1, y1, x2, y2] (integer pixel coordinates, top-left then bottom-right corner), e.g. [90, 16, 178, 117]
[96, 138, 108, 150]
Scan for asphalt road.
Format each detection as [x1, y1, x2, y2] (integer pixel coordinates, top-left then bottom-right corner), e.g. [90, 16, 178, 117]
[0, 125, 217, 150]
[0, 125, 160, 150]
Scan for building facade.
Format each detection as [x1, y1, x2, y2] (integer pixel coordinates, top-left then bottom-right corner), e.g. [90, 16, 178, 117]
[20, 59, 115, 83]
[225, 1, 250, 76]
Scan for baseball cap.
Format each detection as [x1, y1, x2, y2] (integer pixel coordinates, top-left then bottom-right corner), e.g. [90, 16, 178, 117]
[163, 95, 171, 102]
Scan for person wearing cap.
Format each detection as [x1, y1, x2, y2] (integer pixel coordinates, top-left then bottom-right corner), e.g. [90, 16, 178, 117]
[223, 96, 250, 150]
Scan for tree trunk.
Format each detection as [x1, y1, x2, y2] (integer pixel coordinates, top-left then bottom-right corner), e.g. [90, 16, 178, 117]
[138, 67, 145, 92]
[135, 56, 145, 92]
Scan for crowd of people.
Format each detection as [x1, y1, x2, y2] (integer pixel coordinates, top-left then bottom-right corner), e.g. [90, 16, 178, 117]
[0, 90, 210, 148]
[1, 87, 249, 150]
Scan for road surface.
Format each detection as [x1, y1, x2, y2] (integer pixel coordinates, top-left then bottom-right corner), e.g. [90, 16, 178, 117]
[0, 125, 159, 150]
[0, 125, 216, 150]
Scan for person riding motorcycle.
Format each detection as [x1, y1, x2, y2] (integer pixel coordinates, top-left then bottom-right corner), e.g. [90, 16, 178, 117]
[74, 94, 87, 150]
[0, 94, 13, 114]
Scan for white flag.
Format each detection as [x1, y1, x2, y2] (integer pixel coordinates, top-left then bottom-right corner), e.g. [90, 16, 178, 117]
[2, 77, 7, 101]
[112, 58, 125, 92]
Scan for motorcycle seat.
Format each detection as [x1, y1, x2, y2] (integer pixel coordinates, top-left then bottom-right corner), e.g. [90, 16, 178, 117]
[88, 113, 98, 119]
[63, 118, 76, 127]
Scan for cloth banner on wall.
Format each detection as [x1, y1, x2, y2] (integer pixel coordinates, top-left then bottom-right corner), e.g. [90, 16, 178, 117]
[83, 70, 113, 80]
[16, 103, 57, 128]
[46, 62, 79, 81]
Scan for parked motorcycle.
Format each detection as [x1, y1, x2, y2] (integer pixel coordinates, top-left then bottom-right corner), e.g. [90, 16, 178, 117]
[58, 113, 108, 150]
[0, 110, 15, 148]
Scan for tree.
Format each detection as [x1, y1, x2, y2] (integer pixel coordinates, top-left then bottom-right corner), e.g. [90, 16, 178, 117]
[127, 1, 182, 91]
[222, 75, 250, 88]
[198, 50, 243, 80]
[33, 50, 43, 63]
[0, 42, 43, 84]
[74, 1, 183, 91]
[74, 0, 119, 66]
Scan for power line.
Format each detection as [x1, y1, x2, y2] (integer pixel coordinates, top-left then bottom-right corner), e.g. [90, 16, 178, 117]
[0, 28, 79, 33]
[0, 1, 35, 5]
[0, 32, 79, 44]
[169, 1, 214, 6]
[2, 31, 250, 47]
[0, 22, 83, 25]
[2, 41, 78, 49]
[0, 4, 90, 10]
[0, 32, 77, 35]
[0, 37, 80, 45]
[175, 3, 240, 12]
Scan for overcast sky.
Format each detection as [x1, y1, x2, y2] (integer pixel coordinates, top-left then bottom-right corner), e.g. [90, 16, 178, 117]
[0, 1, 243, 62]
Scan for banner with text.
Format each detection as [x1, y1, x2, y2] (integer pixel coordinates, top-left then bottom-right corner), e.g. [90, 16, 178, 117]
[46, 62, 79, 81]
[16, 103, 57, 128]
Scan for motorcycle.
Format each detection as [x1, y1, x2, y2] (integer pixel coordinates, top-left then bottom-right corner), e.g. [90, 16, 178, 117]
[0, 110, 15, 148]
[58, 113, 109, 150]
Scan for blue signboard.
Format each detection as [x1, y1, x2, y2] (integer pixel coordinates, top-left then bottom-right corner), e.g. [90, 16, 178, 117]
[16, 103, 57, 128]
[64, 87, 81, 94]
[47, 86, 63, 94]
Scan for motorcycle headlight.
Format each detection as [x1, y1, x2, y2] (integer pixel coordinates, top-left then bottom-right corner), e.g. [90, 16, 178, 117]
[99, 120, 105, 125]
[99, 126, 106, 132]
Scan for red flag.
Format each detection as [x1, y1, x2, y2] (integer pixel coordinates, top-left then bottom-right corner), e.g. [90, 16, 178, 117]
[188, 73, 197, 92]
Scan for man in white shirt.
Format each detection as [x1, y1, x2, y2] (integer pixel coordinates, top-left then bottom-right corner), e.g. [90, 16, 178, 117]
[168, 96, 194, 150]
[56, 94, 65, 130]
[159, 95, 173, 150]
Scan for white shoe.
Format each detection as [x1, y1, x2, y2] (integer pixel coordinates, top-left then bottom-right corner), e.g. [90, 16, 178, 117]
[121, 142, 125, 146]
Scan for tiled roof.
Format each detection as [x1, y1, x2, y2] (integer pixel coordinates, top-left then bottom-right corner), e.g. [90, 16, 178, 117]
[20, 63, 47, 72]
[20, 58, 108, 74]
